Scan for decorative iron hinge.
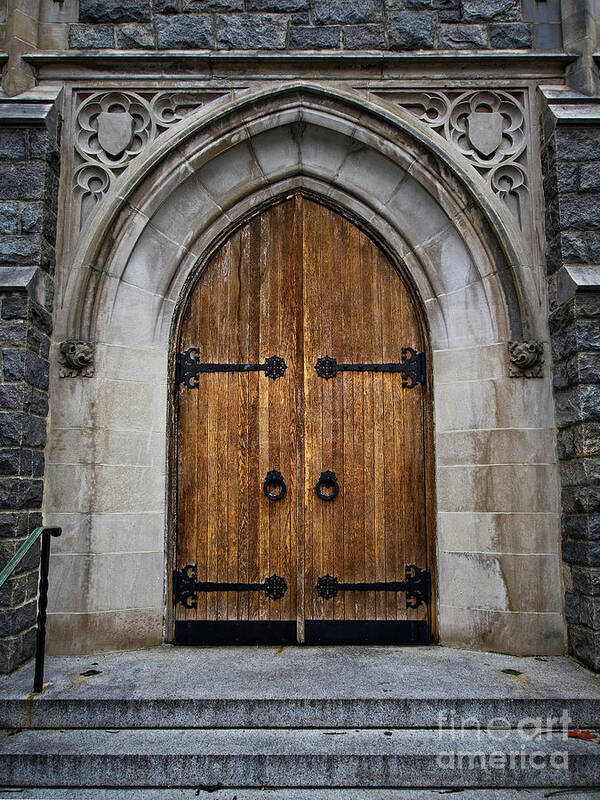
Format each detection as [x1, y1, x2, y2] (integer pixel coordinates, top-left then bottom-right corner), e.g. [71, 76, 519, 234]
[314, 348, 425, 388]
[315, 564, 431, 609]
[176, 348, 287, 389]
[173, 564, 287, 609]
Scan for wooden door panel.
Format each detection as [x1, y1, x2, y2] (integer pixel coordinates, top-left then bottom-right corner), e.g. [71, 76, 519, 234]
[301, 199, 428, 632]
[175, 201, 301, 636]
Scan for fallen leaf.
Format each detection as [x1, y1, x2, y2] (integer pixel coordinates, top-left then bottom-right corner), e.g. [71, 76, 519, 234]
[568, 728, 597, 741]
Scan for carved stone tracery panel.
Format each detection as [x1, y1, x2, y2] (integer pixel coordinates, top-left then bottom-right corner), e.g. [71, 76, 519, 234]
[372, 89, 529, 230]
[72, 90, 229, 229]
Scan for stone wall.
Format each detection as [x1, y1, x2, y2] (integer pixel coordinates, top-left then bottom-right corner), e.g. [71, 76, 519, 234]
[68, 0, 534, 50]
[541, 101, 600, 672]
[0, 100, 60, 673]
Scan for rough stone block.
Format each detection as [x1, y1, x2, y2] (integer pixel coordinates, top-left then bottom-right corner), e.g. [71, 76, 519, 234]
[579, 161, 600, 191]
[69, 23, 115, 48]
[568, 624, 600, 671]
[562, 485, 600, 515]
[116, 23, 155, 48]
[27, 388, 48, 417]
[289, 25, 340, 48]
[291, 12, 309, 24]
[462, 0, 520, 23]
[1, 295, 28, 321]
[247, 0, 307, 9]
[32, 452, 44, 478]
[571, 422, 600, 458]
[555, 385, 600, 427]
[563, 538, 600, 567]
[2, 349, 49, 391]
[489, 22, 532, 48]
[555, 127, 600, 162]
[388, 11, 434, 49]
[0, 626, 36, 674]
[0, 386, 23, 412]
[156, 13, 214, 47]
[0, 203, 18, 235]
[0, 235, 41, 267]
[554, 162, 579, 193]
[407, 0, 458, 7]
[0, 512, 29, 538]
[565, 591, 580, 622]
[154, 0, 179, 12]
[20, 203, 43, 235]
[79, 0, 151, 23]
[439, 9, 460, 22]
[343, 24, 386, 49]
[0, 600, 37, 637]
[587, 232, 600, 262]
[0, 163, 46, 201]
[0, 413, 23, 447]
[216, 13, 287, 49]
[183, 0, 243, 9]
[0, 131, 26, 161]
[580, 595, 600, 629]
[0, 321, 27, 345]
[438, 23, 488, 49]
[0, 449, 21, 476]
[572, 566, 600, 596]
[313, 0, 383, 24]
[23, 416, 46, 449]
[559, 194, 600, 231]
[560, 457, 600, 490]
[561, 230, 588, 262]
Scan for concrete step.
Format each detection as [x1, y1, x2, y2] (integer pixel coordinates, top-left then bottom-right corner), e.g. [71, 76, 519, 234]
[3, 695, 600, 730]
[1, 727, 598, 788]
[1, 790, 598, 800]
[2, 645, 599, 731]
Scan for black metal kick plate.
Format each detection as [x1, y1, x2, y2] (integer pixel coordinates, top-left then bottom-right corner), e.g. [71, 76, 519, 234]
[305, 620, 429, 645]
[314, 347, 425, 388]
[175, 620, 296, 646]
[177, 348, 287, 388]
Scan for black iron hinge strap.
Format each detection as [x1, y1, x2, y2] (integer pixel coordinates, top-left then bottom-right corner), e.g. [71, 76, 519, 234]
[174, 565, 287, 609]
[314, 348, 425, 388]
[315, 564, 430, 609]
[177, 348, 287, 388]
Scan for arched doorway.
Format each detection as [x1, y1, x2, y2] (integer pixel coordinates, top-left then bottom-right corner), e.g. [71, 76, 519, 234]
[173, 195, 433, 645]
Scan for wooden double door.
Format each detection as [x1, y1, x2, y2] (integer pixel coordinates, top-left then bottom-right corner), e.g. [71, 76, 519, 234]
[173, 196, 432, 646]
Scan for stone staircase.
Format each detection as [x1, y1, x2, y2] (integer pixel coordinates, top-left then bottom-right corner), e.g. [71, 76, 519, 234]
[0, 645, 599, 794]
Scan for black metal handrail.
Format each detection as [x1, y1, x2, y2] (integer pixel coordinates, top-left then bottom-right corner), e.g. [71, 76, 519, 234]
[0, 525, 62, 692]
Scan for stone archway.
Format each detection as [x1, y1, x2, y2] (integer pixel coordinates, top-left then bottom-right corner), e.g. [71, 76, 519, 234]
[45, 84, 563, 657]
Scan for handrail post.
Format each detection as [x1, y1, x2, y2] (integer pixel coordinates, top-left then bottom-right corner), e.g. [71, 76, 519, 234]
[33, 527, 62, 694]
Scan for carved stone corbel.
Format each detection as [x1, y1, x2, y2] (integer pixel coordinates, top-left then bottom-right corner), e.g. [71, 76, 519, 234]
[508, 340, 544, 378]
[59, 341, 94, 378]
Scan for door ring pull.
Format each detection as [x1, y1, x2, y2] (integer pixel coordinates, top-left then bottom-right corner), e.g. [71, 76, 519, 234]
[315, 471, 339, 501]
[263, 470, 286, 501]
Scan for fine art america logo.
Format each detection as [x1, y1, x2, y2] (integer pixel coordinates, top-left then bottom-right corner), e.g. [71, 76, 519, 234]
[436, 710, 571, 772]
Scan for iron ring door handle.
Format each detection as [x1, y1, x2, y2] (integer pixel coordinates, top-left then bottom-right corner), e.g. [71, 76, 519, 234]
[263, 470, 286, 501]
[315, 471, 339, 501]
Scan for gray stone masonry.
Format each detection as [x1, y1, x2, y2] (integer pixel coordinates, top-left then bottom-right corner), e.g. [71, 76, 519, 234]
[70, 0, 532, 50]
[0, 101, 60, 674]
[541, 108, 600, 672]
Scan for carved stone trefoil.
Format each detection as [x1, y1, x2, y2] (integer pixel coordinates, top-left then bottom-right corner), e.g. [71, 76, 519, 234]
[508, 340, 544, 378]
[59, 341, 95, 378]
